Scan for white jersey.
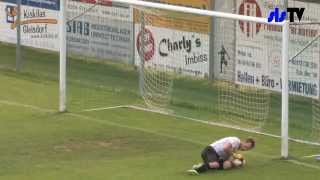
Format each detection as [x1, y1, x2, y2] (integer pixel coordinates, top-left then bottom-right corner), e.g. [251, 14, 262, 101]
[209, 137, 241, 160]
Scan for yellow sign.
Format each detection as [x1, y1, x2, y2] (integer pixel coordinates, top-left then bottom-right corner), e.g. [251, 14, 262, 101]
[135, 0, 212, 33]
[150, 0, 211, 9]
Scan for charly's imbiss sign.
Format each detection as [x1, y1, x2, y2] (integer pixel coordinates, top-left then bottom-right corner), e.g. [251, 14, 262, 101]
[134, 0, 212, 77]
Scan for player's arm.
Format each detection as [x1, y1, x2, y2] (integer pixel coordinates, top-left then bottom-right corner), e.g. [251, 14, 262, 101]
[223, 142, 233, 156]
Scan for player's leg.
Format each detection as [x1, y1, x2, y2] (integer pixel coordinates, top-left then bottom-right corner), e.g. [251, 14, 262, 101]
[189, 146, 220, 174]
[197, 157, 232, 172]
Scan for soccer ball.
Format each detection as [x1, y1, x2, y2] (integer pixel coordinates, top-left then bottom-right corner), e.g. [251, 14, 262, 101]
[232, 153, 246, 167]
[232, 159, 243, 167]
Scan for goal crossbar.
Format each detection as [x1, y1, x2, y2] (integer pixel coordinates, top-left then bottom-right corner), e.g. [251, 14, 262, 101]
[110, 0, 284, 25]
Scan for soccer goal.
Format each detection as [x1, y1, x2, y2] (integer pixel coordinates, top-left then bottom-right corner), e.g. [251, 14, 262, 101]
[58, 0, 320, 158]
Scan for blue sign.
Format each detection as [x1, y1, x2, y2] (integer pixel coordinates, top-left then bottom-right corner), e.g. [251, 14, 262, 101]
[2, 0, 59, 11]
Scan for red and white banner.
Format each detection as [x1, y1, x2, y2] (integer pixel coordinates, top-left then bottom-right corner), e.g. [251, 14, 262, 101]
[135, 25, 210, 77]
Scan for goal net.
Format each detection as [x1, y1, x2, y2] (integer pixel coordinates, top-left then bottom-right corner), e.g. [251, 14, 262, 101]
[288, 22, 320, 143]
[62, 0, 320, 157]
[134, 3, 279, 131]
[133, 1, 320, 147]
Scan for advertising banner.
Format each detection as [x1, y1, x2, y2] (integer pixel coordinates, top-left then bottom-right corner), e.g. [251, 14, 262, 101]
[134, 0, 212, 77]
[66, 0, 133, 63]
[235, 0, 320, 98]
[0, 0, 59, 50]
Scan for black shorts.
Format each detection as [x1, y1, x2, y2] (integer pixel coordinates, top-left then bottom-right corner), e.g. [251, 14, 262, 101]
[201, 146, 224, 170]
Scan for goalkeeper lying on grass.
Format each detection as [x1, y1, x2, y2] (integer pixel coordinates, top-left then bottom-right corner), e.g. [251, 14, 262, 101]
[187, 137, 255, 175]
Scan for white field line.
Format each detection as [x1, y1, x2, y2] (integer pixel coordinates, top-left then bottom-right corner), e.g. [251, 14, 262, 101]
[63, 104, 320, 146]
[127, 105, 279, 137]
[82, 105, 130, 112]
[0, 100, 55, 113]
[3, 99, 318, 147]
[302, 154, 320, 158]
[66, 112, 205, 146]
[1, 100, 320, 169]
[286, 159, 320, 170]
[48, 111, 320, 170]
[82, 104, 270, 138]
[126, 105, 320, 146]
[67, 112, 277, 159]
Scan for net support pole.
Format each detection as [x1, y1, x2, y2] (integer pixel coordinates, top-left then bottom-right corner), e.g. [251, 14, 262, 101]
[16, 0, 22, 72]
[139, 12, 145, 97]
[59, 0, 67, 112]
[209, 1, 214, 80]
[281, 20, 289, 159]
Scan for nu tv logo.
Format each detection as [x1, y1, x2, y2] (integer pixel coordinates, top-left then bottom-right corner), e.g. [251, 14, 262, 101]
[268, 8, 305, 22]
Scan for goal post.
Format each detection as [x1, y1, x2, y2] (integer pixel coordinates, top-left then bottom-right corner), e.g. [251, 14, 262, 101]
[282, 21, 289, 158]
[59, 0, 290, 158]
[59, 0, 67, 113]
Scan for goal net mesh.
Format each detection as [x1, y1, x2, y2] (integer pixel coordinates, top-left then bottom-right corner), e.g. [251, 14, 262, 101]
[288, 23, 320, 143]
[135, 6, 275, 131]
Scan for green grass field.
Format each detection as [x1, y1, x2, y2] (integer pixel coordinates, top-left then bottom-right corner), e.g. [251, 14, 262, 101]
[1, 42, 320, 180]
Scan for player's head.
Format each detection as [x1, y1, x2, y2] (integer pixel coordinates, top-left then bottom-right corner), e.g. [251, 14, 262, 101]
[240, 138, 255, 151]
